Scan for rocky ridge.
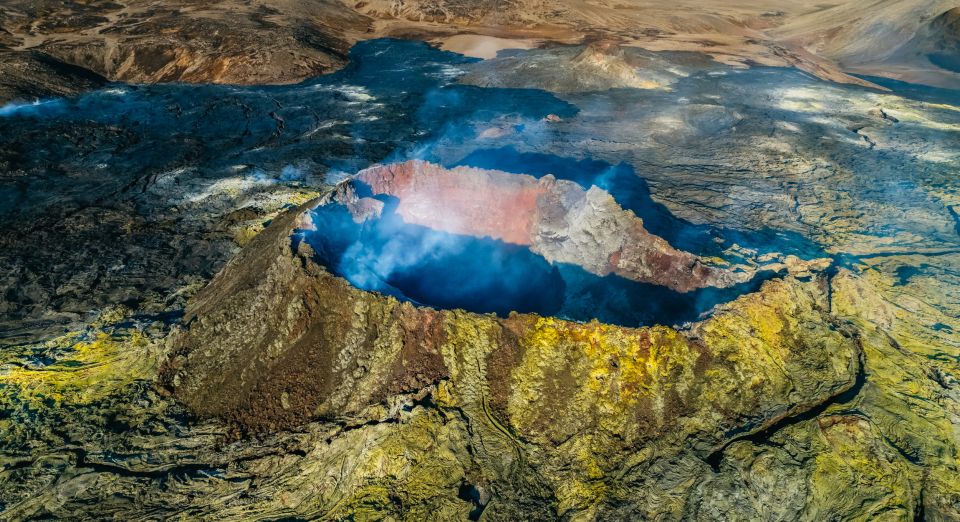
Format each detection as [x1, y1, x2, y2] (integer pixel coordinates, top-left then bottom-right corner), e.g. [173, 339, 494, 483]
[2, 0, 960, 105]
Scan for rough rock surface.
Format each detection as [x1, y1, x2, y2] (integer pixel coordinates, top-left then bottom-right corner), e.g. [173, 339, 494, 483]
[0, 50, 107, 105]
[461, 41, 687, 93]
[0, 0, 368, 99]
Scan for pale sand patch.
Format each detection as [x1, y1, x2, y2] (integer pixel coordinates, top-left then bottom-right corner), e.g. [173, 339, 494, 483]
[438, 34, 542, 59]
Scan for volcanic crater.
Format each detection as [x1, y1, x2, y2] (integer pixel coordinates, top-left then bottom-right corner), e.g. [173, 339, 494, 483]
[163, 159, 849, 435]
[297, 160, 769, 326]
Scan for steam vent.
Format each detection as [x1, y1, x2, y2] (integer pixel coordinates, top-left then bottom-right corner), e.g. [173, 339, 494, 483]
[2, 2, 960, 520]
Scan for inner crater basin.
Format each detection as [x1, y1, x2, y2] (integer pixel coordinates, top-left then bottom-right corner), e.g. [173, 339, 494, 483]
[298, 160, 771, 326]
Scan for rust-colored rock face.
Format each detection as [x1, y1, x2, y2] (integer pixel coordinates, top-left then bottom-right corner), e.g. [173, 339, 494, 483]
[355, 160, 545, 246]
[340, 160, 750, 292]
